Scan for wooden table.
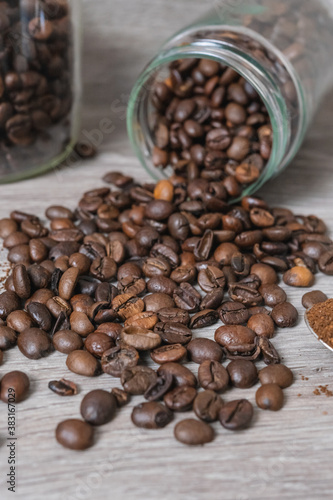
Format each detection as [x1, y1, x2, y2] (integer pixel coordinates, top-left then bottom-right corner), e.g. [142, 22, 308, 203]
[1, 1, 333, 499]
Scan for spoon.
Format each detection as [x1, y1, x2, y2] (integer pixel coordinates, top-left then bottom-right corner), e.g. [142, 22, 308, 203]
[304, 310, 333, 353]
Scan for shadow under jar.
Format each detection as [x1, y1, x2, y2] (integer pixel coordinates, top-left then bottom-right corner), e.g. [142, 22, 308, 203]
[0, 0, 81, 183]
[127, 0, 333, 201]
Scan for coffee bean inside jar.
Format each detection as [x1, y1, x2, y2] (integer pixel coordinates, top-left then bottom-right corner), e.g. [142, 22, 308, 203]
[0, 0, 79, 182]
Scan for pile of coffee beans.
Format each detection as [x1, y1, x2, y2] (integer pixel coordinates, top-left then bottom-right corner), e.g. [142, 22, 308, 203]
[150, 58, 272, 198]
[0, 169, 332, 448]
[0, 0, 73, 177]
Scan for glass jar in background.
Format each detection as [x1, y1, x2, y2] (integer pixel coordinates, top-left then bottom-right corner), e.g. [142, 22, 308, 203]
[0, 0, 81, 183]
[127, 0, 333, 198]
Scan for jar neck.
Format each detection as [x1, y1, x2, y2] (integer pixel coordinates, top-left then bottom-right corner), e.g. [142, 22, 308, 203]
[127, 29, 306, 197]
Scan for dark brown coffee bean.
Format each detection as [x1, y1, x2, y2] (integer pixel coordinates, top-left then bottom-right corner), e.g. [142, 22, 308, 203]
[0, 218, 18, 239]
[80, 390, 117, 425]
[66, 350, 100, 377]
[27, 302, 52, 332]
[302, 290, 328, 309]
[256, 383, 284, 411]
[227, 360, 258, 388]
[144, 292, 175, 312]
[200, 288, 224, 310]
[70, 311, 94, 337]
[215, 325, 257, 354]
[259, 364, 293, 389]
[158, 362, 197, 387]
[147, 276, 178, 296]
[7, 310, 34, 333]
[0, 291, 20, 320]
[144, 372, 174, 401]
[48, 379, 78, 397]
[132, 402, 173, 429]
[12, 264, 31, 299]
[318, 251, 333, 275]
[259, 284, 287, 307]
[121, 326, 161, 351]
[219, 301, 249, 325]
[101, 345, 139, 377]
[0, 326, 17, 350]
[247, 314, 275, 338]
[56, 419, 94, 450]
[187, 338, 223, 364]
[164, 385, 197, 411]
[112, 387, 130, 407]
[219, 399, 253, 430]
[0, 371, 30, 403]
[173, 282, 201, 312]
[158, 308, 190, 325]
[150, 343, 187, 364]
[85, 332, 114, 358]
[198, 360, 229, 392]
[174, 418, 214, 445]
[124, 311, 158, 330]
[18, 328, 51, 359]
[155, 321, 192, 344]
[271, 302, 298, 328]
[58, 267, 80, 300]
[189, 309, 219, 329]
[193, 390, 224, 422]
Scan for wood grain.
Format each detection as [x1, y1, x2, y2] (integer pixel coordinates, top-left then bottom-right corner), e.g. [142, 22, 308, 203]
[1, 1, 333, 499]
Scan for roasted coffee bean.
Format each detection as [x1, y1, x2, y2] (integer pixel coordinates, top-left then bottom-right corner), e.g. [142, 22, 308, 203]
[200, 288, 224, 310]
[0, 371, 30, 403]
[228, 283, 263, 307]
[158, 362, 197, 387]
[147, 276, 178, 296]
[101, 345, 139, 377]
[112, 387, 130, 407]
[283, 266, 315, 287]
[187, 338, 223, 364]
[247, 314, 275, 339]
[259, 364, 293, 389]
[0, 326, 17, 350]
[131, 402, 173, 429]
[173, 282, 201, 312]
[251, 263, 277, 285]
[56, 419, 94, 450]
[70, 311, 94, 337]
[318, 251, 333, 275]
[259, 284, 287, 307]
[155, 322, 192, 344]
[158, 308, 190, 325]
[121, 326, 161, 351]
[96, 322, 123, 341]
[0, 291, 20, 320]
[215, 325, 257, 354]
[193, 390, 224, 422]
[144, 372, 174, 401]
[151, 343, 187, 364]
[174, 418, 214, 445]
[271, 302, 298, 328]
[189, 309, 219, 329]
[219, 399, 253, 430]
[302, 290, 328, 309]
[144, 292, 175, 312]
[66, 350, 101, 377]
[0, 218, 18, 239]
[219, 301, 249, 325]
[164, 385, 197, 412]
[257, 337, 280, 365]
[18, 328, 51, 359]
[85, 332, 114, 358]
[58, 267, 80, 300]
[256, 383, 284, 411]
[124, 311, 158, 330]
[198, 360, 229, 392]
[80, 390, 117, 425]
[12, 264, 31, 299]
[227, 360, 258, 388]
[48, 379, 78, 397]
[197, 265, 225, 293]
[121, 366, 157, 395]
[27, 302, 52, 332]
[7, 311, 34, 334]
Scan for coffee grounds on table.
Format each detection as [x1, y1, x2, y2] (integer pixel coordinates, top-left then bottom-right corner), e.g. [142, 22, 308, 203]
[307, 299, 333, 348]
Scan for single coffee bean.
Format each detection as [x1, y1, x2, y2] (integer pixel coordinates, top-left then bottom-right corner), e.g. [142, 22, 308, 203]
[302, 290, 328, 309]
[70, 311, 94, 337]
[112, 387, 131, 407]
[80, 389, 117, 425]
[7, 310, 34, 333]
[52, 329, 83, 354]
[144, 292, 175, 312]
[247, 314, 275, 338]
[85, 332, 114, 358]
[214, 325, 257, 354]
[174, 418, 214, 445]
[58, 267, 80, 300]
[0, 291, 20, 320]
[283, 266, 315, 287]
[18, 328, 51, 359]
[173, 282, 201, 312]
[132, 401, 173, 429]
[121, 366, 157, 395]
[227, 360, 258, 388]
[150, 343, 187, 364]
[189, 309, 219, 329]
[121, 326, 161, 351]
[48, 379, 78, 397]
[259, 364, 293, 389]
[318, 251, 333, 275]
[66, 350, 101, 377]
[219, 399, 253, 430]
[193, 390, 224, 422]
[12, 264, 31, 299]
[158, 307, 190, 325]
[124, 311, 158, 330]
[256, 383, 284, 411]
[0, 371, 30, 403]
[251, 263, 277, 285]
[0, 326, 17, 350]
[27, 302, 52, 332]
[219, 301, 249, 325]
[200, 288, 224, 310]
[0, 218, 18, 239]
[198, 360, 229, 392]
[259, 284, 287, 307]
[155, 321, 192, 344]
[56, 419, 94, 450]
[101, 345, 139, 377]
[158, 362, 197, 387]
[164, 385, 197, 412]
[187, 338, 223, 364]
[271, 302, 298, 328]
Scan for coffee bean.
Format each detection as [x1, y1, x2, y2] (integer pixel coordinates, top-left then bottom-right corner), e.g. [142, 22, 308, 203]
[247, 313, 275, 338]
[215, 325, 257, 354]
[219, 399, 253, 430]
[158, 362, 197, 387]
[0, 326, 17, 350]
[174, 418, 214, 445]
[12, 264, 31, 299]
[0, 291, 20, 320]
[219, 301, 249, 325]
[271, 302, 298, 328]
[48, 379, 78, 397]
[85, 332, 114, 358]
[164, 385, 197, 411]
[132, 402, 173, 429]
[283, 266, 315, 287]
[66, 350, 100, 377]
[0, 218, 18, 239]
[198, 360, 229, 391]
[58, 267, 80, 300]
[193, 390, 224, 422]
[70, 311, 94, 337]
[189, 309, 219, 329]
[121, 325, 161, 351]
[256, 383, 284, 411]
[147, 276, 178, 296]
[187, 338, 223, 364]
[18, 328, 51, 359]
[0, 371, 30, 403]
[144, 292, 175, 312]
[112, 387, 131, 407]
[150, 343, 187, 364]
[56, 419, 94, 450]
[155, 321, 192, 344]
[302, 290, 328, 309]
[318, 251, 333, 275]
[227, 360, 258, 388]
[259, 284, 287, 307]
[27, 302, 52, 332]
[158, 308, 190, 325]
[121, 366, 157, 395]
[144, 372, 174, 401]
[101, 345, 139, 377]
[251, 263, 277, 285]
[259, 364, 293, 388]
[173, 282, 201, 312]
[80, 390, 117, 425]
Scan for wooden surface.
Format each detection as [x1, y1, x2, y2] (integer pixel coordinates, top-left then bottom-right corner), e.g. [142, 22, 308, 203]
[1, 1, 333, 499]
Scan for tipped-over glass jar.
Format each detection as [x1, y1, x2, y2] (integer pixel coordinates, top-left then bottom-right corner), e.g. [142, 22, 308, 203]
[127, 0, 333, 200]
[0, 0, 81, 183]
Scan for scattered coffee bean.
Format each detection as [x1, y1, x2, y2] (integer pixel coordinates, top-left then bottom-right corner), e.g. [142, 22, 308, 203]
[256, 383, 284, 411]
[193, 390, 224, 422]
[271, 302, 298, 328]
[56, 419, 94, 450]
[302, 290, 328, 309]
[259, 364, 293, 389]
[227, 360, 258, 388]
[174, 418, 214, 445]
[164, 385, 197, 412]
[80, 390, 117, 425]
[0, 371, 30, 403]
[131, 402, 173, 429]
[48, 379, 78, 396]
[198, 360, 229, 392]
[219, 399, 253, 430]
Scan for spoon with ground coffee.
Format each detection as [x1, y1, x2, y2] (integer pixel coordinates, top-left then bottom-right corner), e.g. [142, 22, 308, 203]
[305, 298, 333, 353]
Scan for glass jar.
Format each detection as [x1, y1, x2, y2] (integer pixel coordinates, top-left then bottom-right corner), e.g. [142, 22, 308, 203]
[127, 0, 333, 198]
[0, 0, 81, 183]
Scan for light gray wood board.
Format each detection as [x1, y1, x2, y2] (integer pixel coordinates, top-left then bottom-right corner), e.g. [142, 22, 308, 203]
[1, 1, 333, 499]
